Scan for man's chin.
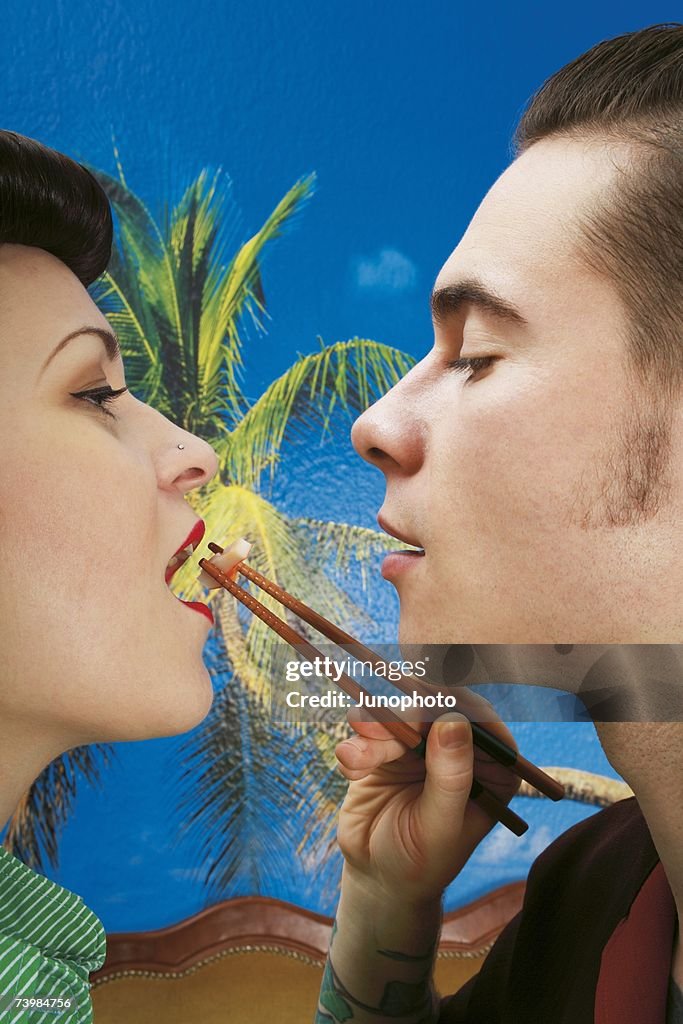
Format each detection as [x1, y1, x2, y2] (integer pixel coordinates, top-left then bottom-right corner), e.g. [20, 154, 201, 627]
[397, 616, 464, 648]
[397, 617, 425, 648]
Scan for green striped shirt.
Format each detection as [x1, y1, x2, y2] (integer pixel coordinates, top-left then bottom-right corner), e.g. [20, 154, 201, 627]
[0, 845, 105, 1023]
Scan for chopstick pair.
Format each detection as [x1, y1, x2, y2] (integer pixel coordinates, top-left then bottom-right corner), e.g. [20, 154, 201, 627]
[198, 543, 565, 836]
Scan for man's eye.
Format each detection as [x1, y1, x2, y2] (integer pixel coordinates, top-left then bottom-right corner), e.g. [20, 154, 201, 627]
[446, 356, 496, 381]
[70, 385, 129, 419]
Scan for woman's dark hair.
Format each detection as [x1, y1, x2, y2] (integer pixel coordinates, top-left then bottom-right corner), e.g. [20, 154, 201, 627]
[0, 130, 112, 287]
[514, 23, 683, 400]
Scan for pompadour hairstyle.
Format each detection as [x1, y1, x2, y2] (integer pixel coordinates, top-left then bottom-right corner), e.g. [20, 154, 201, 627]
[514, 23, 683, 403]
[0, 130, 112, 286]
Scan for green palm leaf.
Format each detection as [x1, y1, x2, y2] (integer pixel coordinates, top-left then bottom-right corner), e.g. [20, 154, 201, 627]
[88, 164, 315, 434]
[199, 173, 315, 427]
[175, 603, 323, 896]
[291, 517, 414, 590]
[219, 339, 415, 486]
[90, 267, 166, 403]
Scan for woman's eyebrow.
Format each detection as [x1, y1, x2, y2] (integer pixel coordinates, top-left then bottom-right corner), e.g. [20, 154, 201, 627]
[38, 326, 121, 378]
[431, 278, 528, 327]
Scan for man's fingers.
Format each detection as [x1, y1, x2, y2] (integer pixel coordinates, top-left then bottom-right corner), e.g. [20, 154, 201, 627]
[346, 693, 517, 753]
[336, 734, 410, 777]
[347, 704, 429, 742]
[346, 716, 416, 744]
[416, 713, 474, 843]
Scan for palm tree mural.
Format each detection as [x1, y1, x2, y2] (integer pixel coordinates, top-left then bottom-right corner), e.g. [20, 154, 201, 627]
[89, 157, 415, 899]
[3, 154, 415, 889]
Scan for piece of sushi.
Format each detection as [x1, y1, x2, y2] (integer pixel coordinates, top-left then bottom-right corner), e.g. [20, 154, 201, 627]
[197, 537, 252, 589]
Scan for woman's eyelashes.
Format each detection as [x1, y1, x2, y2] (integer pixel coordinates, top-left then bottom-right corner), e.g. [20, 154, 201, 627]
[446, 355, 496, 382]
[70, 384, 129, 419]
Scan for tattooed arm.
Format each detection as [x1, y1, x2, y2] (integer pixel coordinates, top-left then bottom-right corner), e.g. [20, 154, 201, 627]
[316, 865, 442, 1024]
[314, 706, 521, 1024]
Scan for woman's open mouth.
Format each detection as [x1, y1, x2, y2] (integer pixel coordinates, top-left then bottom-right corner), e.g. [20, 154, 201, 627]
[165, 542, 195, 585]
[165, 519, 214, 625]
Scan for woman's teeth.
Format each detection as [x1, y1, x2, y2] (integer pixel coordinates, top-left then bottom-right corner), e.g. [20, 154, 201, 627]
[166, 544, 194, 573]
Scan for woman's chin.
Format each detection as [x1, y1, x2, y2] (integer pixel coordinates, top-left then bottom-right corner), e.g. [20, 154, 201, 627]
[102, 673, 215, 743]
[152, 675, 216, 738]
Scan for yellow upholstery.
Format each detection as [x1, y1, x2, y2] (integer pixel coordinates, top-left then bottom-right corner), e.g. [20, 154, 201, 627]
[91, 947, 484, 1023]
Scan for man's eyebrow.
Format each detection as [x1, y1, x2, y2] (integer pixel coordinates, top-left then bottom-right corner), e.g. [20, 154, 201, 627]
[430, 279, 528, 327]
[39, 326, 121, 377]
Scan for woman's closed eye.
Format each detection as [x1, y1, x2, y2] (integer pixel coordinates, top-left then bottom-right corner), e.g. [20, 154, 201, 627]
[70, 384, 129, 419]
[446, 355, 496, 381]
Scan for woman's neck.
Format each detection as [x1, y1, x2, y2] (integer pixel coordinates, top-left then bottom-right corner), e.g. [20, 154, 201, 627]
[0, 714, 65, 837]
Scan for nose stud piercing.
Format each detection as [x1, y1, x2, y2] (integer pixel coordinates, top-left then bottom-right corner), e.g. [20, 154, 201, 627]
[177, 444, 185, 450]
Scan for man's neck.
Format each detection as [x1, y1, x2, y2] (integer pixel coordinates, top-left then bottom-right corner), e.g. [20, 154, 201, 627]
[595, 722, 683, 986]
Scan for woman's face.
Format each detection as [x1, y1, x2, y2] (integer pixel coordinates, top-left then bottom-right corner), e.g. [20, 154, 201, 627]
[0, 244, 220, 751]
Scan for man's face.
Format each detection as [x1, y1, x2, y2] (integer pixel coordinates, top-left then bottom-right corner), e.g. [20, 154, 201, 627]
[352, 137, 683, 646]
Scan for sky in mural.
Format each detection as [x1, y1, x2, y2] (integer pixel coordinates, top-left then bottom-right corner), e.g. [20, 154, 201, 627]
[7, 0, 679, 396]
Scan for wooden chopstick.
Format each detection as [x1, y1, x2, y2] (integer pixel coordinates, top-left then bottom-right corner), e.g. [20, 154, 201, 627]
[206, 542, 563, 803]
[198, 554, 529, 836]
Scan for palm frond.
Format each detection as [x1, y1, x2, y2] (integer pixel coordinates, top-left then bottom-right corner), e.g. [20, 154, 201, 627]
[92, 164, 314, 432]
[89, 269, 166, 404]
[88, 166, 185, 346]
[216, 338, 415, 486]
[2, 745, 114, 871]
[199, 174, 316, 425]
[291, 517, 413, 591]
[294, 726, 349, 867]
[175, 613, 314, 897]
[88, 167, 190, 415]
[168, 169, 236, 422]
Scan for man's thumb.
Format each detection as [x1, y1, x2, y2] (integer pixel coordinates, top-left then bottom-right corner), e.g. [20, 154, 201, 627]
[419, 712, 474, 841]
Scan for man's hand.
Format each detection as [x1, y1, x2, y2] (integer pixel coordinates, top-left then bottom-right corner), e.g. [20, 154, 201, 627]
[335, 693, 520, 905]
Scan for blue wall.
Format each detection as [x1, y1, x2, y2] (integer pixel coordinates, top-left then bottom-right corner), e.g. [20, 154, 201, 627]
[2, 0, 671, 931]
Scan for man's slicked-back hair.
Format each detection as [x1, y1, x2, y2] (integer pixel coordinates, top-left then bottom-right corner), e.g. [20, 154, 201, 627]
[0, 130, 112, 287]
[514, 24, 683, 405]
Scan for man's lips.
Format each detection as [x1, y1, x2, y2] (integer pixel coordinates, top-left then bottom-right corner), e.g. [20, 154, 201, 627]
[380, 548, 425, 581]
[376, 512, 425, 552]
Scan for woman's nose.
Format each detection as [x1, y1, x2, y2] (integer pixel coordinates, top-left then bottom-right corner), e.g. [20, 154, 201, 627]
[351, 377, 424, 475]
[167, 431, 220, 494]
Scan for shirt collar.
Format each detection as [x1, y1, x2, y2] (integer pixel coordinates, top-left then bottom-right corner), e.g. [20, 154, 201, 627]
[595, 860, 677, 1024]
[0, 844, 106, 974]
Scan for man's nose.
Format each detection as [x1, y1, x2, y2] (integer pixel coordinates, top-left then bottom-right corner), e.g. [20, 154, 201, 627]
[351, 377, 424, 475]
